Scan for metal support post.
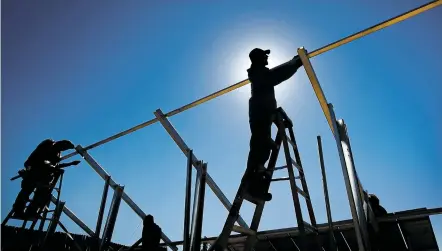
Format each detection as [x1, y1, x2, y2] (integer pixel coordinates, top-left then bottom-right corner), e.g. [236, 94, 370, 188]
[191, 163, 207, 251]
[183, 150, 194, 251]
[153, 109, 249, 229]
[75, 145, 178, 251]
[96, 175, 111, 238]
[317, 136, 338, 251]
[328, 104, 369, 251]
[190, 162, 202, 249]
[336, 119, 371, 250]
[100, 185, 124, 251]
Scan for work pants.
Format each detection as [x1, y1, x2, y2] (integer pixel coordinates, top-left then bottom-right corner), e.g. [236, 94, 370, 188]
[13, 178, 38, 214]
[25, 174, 55, 216]
[246, 103, 275, 179]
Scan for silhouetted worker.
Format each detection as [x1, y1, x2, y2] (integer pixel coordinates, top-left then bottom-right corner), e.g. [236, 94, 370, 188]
[12, 139, 80, 218]
[245, 48, 304, 201]
[142, 214, 162, 251]
[368, 194, 387, 217]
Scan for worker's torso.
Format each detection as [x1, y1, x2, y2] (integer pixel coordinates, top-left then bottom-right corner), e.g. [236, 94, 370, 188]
[248, 67, 277, 116]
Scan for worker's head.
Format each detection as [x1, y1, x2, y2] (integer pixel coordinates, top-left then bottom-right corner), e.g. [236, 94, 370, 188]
[368, 194, 380, 206]
[249, 48, 270, 66]
[144, 214, 154, 225]
[53, 140, 75, 152]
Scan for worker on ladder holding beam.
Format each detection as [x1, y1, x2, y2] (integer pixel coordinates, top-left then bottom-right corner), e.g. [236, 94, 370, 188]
[246, 48, 305, 201]
[11, 139, 81, 219]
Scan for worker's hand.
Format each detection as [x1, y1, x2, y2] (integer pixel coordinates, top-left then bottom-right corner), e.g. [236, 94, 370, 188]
[71, 160, 81, 166]
[291, 55, 303, 68]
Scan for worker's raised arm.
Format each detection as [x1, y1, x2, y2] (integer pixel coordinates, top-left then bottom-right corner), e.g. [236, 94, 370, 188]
[270, 56, 303, 85]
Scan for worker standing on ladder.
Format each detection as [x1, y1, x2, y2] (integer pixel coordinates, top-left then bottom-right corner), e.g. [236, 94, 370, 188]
[246, 48, 305, 201]
[12, 139, 80, 219]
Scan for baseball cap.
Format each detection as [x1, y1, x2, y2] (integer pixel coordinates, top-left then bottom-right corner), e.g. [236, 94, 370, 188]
[249, 48, 270, 62]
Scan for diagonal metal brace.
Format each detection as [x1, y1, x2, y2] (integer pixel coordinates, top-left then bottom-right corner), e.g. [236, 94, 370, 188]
[75, 145, 178, 251]
[154, 109, 249, 229]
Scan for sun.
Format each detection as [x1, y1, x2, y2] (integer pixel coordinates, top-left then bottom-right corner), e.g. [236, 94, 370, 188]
[211, 16, 305, 107]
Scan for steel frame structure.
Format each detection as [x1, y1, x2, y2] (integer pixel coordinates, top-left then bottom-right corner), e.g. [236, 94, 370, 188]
[4, 1, 441, 250]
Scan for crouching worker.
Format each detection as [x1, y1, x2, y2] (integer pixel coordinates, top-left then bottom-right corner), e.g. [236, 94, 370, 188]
[142, 215, 162, 251]
[245, 48, 305, 202]
[12, 139, 81, 219]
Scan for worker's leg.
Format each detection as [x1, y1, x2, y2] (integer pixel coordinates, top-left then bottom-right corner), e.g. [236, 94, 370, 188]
[25, 175, 53, 217]
[12, 179, 36, 217]
[25, 185, 49, 218]
[245, 112, 273, 201]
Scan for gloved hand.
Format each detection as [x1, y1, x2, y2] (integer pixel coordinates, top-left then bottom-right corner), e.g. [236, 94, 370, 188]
[71, 160, 81, 166]
[291, 55, 303, 68]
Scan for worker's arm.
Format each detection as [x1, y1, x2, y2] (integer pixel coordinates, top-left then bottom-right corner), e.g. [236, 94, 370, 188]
[58, 160, 81, 169]
[270, 56, 303, 85]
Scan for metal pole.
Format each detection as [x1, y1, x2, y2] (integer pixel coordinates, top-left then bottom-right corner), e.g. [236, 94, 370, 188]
[336, 119, 371, 250]
[190, 165, 202, 251]
[100, 185, 124, 251]
[192, 163, 207, 251]
[183, 150, 194, 251]
[60, 1, 441, 161]
[317, 136, 338, 251]
[75, 145, 178, 251]
[153, 109, 249, 229]
[96, 175, 111, 238]
[328, 104, 366, 251]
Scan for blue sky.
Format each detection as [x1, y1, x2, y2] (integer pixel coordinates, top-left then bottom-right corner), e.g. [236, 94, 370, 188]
[2, 0, 441, 248]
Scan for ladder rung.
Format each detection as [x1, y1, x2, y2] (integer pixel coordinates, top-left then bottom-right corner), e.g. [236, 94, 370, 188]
[271, 177, 290, 182]
[297, 186, 309, 200]
[232, 225, 256, 236]
[302, 221, 318, 233]
[290, 158, 302, 172]
[273, 165, 287, 171]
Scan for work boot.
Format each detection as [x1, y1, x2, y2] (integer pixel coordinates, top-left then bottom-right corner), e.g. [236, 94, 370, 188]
[244, 176, 272, 203]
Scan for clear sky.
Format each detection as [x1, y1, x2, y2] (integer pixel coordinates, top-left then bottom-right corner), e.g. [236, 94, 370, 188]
[2, 0, 441, 249]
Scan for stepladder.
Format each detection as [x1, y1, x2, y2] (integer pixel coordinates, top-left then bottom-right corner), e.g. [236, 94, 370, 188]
[208, 107, 321, 251]
[2, 169, 75, 250]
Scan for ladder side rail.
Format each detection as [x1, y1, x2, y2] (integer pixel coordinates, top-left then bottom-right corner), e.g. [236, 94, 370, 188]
[287, 126, 318, 227]
[30, 171, 64, 230]
[278, 115, 305, 235]
[243, 132, 283, 251]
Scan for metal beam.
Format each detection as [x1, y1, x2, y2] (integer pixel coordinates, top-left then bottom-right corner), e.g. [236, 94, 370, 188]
[50, 195, 95, 236]
[75, 145, 178, 251]
[60, 1, 441, 160]
[153, 108, 249, 229]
